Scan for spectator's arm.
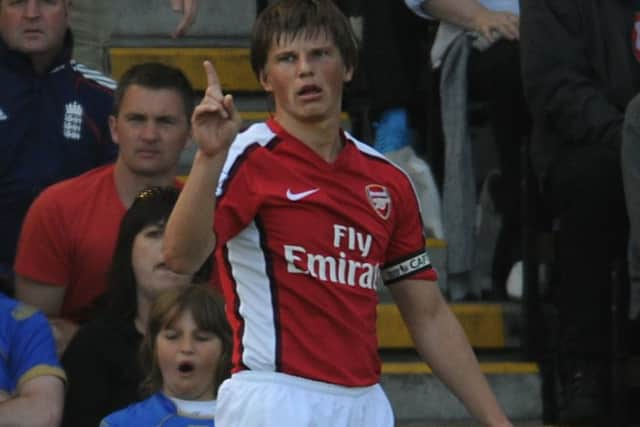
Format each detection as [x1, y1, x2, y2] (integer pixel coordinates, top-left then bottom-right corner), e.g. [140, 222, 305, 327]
[15, 277, 78, 355]
[170, 0, 199, 38]
[408, 0, 519, 41]
[390, 279, 512, 427]
[0, 376, 64, 427]
[520, 0, 623, 149]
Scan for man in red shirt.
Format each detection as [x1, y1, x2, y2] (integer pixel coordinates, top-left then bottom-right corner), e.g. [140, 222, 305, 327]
[14, 62, 194, 354]
[164, 1, 513, 426]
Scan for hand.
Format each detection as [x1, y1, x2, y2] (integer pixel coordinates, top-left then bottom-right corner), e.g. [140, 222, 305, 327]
[49, 318, 79, 356]
[170, 0, 199, 38]
[472, 9, 519, 42]
[192, 61, 242, 158]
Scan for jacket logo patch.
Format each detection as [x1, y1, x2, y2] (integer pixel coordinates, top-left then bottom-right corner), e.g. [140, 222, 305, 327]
[63, 101, 83, 140]
[365, 184, 391, 219]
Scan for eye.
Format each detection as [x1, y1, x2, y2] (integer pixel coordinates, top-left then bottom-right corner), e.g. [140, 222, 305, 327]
[141, 224, 165, 239]
[163, 329, 178, 340]
[157, 116, 178, 127]
[125, 114, 146, 124]
[277, 53, 296, 63]
[195, 331, 215, 341]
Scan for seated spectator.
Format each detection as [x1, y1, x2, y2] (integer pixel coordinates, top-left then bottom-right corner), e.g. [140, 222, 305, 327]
[61, 186, 212, 427]
[0, 292, 66, 426]
[100, 285, 231, 426]
[520, 0, 640, 422]
[14, 62, 195, 354]
[0, 0, 116, 291]
[405, 0, 531, 300]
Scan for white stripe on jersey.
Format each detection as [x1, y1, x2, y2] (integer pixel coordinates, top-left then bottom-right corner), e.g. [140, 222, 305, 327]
[70, 61, 117, 90]
[217, 123, 275, 196]
[227, 221, 278, 372]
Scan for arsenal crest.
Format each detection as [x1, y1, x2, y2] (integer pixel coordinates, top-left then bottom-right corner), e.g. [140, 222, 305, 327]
[365, 184, 391, 219]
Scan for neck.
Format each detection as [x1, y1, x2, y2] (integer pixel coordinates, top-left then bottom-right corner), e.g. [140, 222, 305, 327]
[114, 160, 177, 208]
[275, 113, 344, 162]
[30, 51, 58, 75]
[135, 293, 150, 334]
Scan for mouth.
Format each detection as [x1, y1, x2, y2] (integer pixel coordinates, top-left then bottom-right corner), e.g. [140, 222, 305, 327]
[178, 361, 195, 374]
[23, 29, 44, 37]
[297, 84, 322, 98]
[137, 150, 160, 158]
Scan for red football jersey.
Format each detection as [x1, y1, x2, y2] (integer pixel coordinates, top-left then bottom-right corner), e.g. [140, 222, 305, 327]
[214, 119, 438, 387]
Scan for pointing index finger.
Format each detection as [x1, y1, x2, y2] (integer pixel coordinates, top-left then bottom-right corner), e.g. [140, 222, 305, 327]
[203, 60, 223, 98]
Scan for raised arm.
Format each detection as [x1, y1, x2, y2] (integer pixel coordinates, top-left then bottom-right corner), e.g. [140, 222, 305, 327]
[389, 279, 513, 427]
[163, 61, 241, 274]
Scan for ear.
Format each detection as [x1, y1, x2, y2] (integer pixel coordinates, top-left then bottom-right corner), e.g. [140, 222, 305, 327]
[344, 66, 354, 83]
[184, 129, 194, 149]
[108, 115, 119, 146]
[259, 69, 272, 93]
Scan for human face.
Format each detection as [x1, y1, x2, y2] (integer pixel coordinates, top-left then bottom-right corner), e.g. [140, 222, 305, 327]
[110, 85, 190, 178]
[0, 0, 69, 58]
[132, 223, 192, 302]
[157, 310, 222, 401]
[259, 31, 353, 126]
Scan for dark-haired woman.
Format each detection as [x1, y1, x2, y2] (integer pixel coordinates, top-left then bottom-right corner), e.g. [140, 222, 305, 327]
[61, 187, 212, 427]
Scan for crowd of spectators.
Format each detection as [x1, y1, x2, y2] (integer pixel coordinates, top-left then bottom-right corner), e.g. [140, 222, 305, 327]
[1, 0, 639, 426]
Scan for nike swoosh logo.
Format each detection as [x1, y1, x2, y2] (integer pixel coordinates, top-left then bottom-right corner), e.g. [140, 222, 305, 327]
[286, 188, 319, 201]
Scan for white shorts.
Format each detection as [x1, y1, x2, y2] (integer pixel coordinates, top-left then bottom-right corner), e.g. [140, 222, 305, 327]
[216, 371, 394, 427]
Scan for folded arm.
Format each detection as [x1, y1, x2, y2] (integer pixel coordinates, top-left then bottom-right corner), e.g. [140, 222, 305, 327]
[0, 376, 64, 427]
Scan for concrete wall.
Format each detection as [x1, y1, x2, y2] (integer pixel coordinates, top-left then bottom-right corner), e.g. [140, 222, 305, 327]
[110, 0, 257, 39]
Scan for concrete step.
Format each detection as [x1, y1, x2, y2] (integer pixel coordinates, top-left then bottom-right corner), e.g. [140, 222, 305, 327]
[377, 301, 524, 350]
[381, 357, 542, 424]
[109, 47, 260, 92]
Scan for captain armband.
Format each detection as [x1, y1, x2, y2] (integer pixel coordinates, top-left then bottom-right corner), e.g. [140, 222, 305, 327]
[381, 251, 431, 283]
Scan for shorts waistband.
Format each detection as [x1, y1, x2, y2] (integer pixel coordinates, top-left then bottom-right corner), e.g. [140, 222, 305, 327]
[231, 371, 379, 397]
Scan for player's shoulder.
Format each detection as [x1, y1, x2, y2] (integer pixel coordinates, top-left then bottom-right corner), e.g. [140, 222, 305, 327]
[233, 122, 277, 150]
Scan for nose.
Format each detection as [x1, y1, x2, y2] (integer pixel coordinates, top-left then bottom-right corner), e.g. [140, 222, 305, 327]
[140, 122, 159, 142]
[179, 336, 194, 353]
[24, 0, 42, 19]
[297, 54, 313, 77]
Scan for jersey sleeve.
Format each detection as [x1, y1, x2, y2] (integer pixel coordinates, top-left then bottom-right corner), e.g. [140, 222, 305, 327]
[14, 186, 72, 287]
[381, 174, 438, 285]
[214, 148, 265, 247]
[7, 303, 66, 391]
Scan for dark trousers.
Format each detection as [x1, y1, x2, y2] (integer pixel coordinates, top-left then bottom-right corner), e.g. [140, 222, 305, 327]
[548, 144, 628, 358]
[468, 39, 534, 289]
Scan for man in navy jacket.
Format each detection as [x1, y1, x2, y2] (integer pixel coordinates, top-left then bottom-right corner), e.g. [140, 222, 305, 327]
[0, 0, 117, 292]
